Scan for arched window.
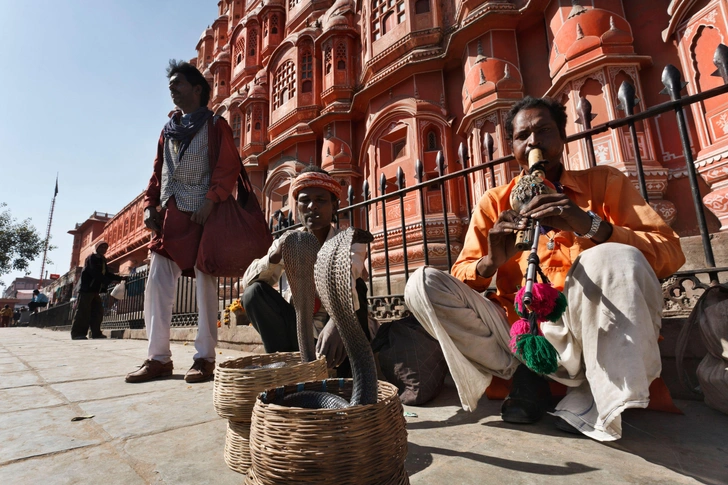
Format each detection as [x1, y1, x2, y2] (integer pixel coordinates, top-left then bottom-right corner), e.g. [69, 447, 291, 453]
[263, 15, 269, 37]
[253, 106, 263, 131]
[232, 114, 242, 146]
[300, 49, 313, 93]
[273, 61, 296, 110]
[271, 15, 279, 34]
[426, 129, 439, 151]
[246, 107, 252, 132]
[336, 42, 346, 70]
[324, 43, 332, 75]
[235, 37, 245, 66]
[248, 28, 257, 57]
[371, 0, 405, 41]
[415, 0, 429, 14]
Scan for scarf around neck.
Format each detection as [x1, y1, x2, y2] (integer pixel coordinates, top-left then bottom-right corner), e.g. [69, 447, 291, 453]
[163, 107, 213, 160]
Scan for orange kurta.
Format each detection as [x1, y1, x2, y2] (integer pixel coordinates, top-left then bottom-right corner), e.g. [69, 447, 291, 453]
[451, 165, 686, 324]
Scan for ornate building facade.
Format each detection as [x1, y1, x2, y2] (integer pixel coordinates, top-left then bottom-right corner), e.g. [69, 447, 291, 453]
[187, 0, 728, 282]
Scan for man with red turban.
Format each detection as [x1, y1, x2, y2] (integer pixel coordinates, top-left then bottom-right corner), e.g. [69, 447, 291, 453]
[241, 165, 370, 375]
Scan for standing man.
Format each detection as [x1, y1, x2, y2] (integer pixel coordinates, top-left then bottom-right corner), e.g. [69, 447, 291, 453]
[70, 240, 125, 340]
[125, 60, 241, 384]
[404, 96, 685, 441]
[0, 305, 12, 327]
[28, 290, 49, 313]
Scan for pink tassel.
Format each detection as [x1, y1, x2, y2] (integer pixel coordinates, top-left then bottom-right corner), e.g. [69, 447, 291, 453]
[509, 318, 531, 352]
[529, 283, 559, 318]
[509, 317, 545, 352]
[514, 283, 560, 320]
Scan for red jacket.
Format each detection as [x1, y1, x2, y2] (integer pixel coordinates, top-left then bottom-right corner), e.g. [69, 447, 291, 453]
[145, 114, 242, 274]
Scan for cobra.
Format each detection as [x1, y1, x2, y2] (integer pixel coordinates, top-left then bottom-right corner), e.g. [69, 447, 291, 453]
[242, 230, 321, 371]
[275, 227, 378, 409]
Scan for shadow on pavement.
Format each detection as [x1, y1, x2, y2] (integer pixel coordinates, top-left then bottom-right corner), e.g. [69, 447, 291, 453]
[406, 442, 599, 477]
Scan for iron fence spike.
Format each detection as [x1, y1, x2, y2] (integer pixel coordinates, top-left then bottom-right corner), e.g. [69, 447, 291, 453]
[380, 172, 387, 195]
[661, 64, 686, 100]
[415, 159, 423, 182]
[713, 44, 728, 84]
[436, 150, 446, 175]
[396, 166, 405, 190]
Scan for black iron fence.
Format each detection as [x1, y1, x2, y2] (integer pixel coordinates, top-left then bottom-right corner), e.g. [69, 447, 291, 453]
[30, 44, 728, 330]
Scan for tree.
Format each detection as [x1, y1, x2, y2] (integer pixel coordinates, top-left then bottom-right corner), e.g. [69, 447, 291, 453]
[0, 204, 46, 276]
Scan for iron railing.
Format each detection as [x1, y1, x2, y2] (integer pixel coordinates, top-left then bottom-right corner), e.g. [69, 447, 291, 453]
[30, 44, 728, 330]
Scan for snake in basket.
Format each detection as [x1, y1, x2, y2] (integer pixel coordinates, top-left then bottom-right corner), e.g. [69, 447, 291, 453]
[272, 227, 379, 409]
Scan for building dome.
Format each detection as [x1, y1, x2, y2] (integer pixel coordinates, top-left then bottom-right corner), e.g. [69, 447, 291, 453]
[322, 0, 356, 32]
[462, 57, 522, 104]
[550, 9, 633, 76]
[199, 26, 213, 42]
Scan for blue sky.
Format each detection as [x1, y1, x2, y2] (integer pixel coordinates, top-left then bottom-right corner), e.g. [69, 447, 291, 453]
[0, 0, 216, 286]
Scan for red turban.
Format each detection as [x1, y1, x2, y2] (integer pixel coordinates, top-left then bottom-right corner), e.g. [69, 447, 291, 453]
[290, 172, 342, 200]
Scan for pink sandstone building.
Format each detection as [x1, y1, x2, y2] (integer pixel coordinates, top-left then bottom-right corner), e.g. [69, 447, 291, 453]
[60, 0, 728, 291]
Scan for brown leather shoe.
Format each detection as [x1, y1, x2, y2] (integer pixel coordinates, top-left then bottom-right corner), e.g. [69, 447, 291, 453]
[125, 359, 173, 383]
[184, 358, 215, 383]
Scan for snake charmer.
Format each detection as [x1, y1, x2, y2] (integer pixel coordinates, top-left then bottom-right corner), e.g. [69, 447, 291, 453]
[404, 96, 685, 441]
[241, 166, 372, 378]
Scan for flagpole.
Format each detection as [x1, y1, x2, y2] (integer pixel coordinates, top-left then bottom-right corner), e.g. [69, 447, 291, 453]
[38, 175, 58, 290]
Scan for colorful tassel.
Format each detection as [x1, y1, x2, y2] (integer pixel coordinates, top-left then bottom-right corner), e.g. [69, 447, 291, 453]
[514, 283, 567, 322]
[511, 308, 559, 375]
[545, 290, 568, 322]
[514, 333, 560, 375]
[509, 318, 532, 352]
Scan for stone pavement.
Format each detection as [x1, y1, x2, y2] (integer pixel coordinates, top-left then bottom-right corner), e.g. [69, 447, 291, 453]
[1, 327, 727, 485]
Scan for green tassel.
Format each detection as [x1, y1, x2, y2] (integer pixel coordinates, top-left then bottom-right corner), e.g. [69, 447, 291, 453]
[515, 334, 559, 375]
[545, 291, 568, 322]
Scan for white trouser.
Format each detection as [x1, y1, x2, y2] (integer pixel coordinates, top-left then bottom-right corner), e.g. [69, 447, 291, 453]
[404, 243, 663, 441]
[144, 252, 218, 364]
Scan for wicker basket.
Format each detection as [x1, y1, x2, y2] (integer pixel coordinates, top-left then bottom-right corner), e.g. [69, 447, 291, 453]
[213, 352, 328, 423]
[245, 379, 409, 485]
[223, 420, 251, 474]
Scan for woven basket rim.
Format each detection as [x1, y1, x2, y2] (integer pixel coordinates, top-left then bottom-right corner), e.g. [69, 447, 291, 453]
[217, 352, 326, 373]
[256, 379, 399, 410]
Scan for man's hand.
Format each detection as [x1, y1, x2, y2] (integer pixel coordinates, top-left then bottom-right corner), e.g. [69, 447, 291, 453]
[144, 207, 163, 233]
[477, 210, 525, 278]
[191, 199, 214, 225]
[518, 193, 592, 234]
[316, 321, 346, 369]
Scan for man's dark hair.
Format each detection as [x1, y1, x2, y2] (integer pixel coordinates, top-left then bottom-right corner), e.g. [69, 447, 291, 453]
[505, 96, 568, 141]
[166, 59, 211, 107]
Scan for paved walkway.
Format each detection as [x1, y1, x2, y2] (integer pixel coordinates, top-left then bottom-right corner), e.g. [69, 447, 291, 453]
[1, 328, 726, 485]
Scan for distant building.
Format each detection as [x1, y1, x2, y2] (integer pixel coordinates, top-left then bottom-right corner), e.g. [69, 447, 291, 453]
[67, 211, 114, 271]
[2, 277, 53, 304]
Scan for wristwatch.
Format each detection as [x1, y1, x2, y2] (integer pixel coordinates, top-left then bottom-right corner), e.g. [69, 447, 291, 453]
[574, 210, 602, 239]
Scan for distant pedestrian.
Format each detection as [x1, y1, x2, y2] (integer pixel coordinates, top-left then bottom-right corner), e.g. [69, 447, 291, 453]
[70, 240, 125, 340]
[13, 308, 20, 325]
[28, 290, 49, 313]
[125, 60, 240, 384]
[0, 305, 12, 327]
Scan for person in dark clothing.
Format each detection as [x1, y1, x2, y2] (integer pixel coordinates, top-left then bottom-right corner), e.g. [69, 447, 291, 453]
[28, 290, 49, 313]
[70, 240, 126, 340]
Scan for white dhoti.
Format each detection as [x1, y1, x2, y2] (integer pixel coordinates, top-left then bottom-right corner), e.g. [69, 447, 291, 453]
[144, 252, 219, 364]
[404, 243, 663, 441]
